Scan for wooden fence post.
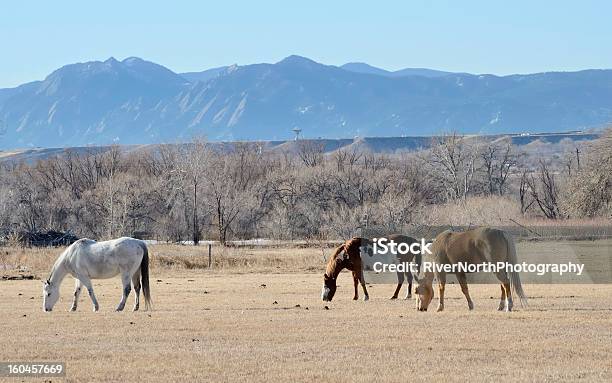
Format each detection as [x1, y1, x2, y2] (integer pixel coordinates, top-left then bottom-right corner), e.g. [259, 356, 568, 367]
[208, 244, 212, 268]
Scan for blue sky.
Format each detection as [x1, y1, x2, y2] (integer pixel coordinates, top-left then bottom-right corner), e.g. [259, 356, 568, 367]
[1, 1, 611, 87]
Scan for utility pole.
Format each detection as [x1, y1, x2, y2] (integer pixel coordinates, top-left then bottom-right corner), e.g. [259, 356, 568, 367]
[292, 127, 302, 141]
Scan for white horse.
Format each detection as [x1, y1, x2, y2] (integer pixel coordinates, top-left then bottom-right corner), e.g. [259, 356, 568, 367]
[42, 237, 151, 312]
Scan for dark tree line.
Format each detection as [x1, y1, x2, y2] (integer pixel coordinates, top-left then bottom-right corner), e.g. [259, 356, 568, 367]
[1, 131, 610, 244]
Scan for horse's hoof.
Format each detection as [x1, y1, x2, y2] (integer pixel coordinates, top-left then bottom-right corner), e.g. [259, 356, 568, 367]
[390, 296, 397, 300]
[363, 296, 369, 302]
[404, 295, 412, 300]
[437, 306, 444, 312]
[133, 307, 139, 312]
[69, 307, 77, 312]
[353, 297, 358, 300]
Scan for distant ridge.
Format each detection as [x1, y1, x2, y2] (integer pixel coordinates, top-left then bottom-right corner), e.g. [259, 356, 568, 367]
[340, 62, 455, 78]
[1, 54, 611, 149]
[0, 132, 600, 164]
[180, 66, 230, 83]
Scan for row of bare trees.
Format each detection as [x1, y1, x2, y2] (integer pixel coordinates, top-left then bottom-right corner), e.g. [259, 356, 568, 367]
[1, 131, 610, 243]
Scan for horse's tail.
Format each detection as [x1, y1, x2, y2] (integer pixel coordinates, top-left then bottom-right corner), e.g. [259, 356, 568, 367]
[139, 242, 152, 311]
[503, 232, 528, 307]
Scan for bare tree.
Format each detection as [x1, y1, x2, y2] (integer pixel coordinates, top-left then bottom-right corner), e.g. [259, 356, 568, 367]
[174, 139, 211, 245]
[429, 132, 478, 201]
[565, 129, 612, 217]
[481, 140, 516, 196]
[525, 160, 562, 219]
[205, 145, 262, 245]
[333, 147, 362, 172]
[519, 169, 534, 215]
[297, 140, 324, 167]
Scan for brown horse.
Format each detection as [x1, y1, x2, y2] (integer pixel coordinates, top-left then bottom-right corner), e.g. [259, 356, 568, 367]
[414, 227, 527, 312]
[321, 237, 370, 302]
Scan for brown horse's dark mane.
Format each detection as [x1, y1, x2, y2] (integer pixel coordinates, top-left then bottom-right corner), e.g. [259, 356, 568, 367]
[324, 237, 369, 278]
[324, 243, 346, 278]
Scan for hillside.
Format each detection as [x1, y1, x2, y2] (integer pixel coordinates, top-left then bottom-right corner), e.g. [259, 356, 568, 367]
[0, 132, 599, 164]
[1, 55, 611, 149]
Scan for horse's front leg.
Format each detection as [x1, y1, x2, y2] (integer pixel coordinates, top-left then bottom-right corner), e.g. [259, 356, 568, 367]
[404, 272, 412, 300]
[437, 271, 446, 312]
[352, 271, 359, 300]
[70, 279, 82, 312]
[359, 270, 369, 301]
[77, 275, 99, 312]
[116, 272, 132, 312]
[456, 272, 474, 310]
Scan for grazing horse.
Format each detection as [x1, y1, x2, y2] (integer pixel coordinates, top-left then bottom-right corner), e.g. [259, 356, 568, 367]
[387, 234, 422, 300]
[321, 237, 370, 302]
[414, 227, 527, 312]
[42, 237, 151, 312]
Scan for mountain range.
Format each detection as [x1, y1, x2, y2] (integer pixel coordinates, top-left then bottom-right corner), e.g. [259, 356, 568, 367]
[0, 55, 611, 149]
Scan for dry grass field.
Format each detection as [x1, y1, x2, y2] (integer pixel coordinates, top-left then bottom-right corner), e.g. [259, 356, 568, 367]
[1, 241, 612, 382]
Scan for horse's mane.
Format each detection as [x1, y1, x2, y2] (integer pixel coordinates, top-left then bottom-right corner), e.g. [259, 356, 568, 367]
[325, 237, 370, 276]
[325, 243, 347, 276]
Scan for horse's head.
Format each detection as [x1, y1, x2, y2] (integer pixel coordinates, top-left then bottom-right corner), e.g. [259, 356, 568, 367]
[321, 273, 337, 301]
[414, 273, 434, 311]
[42, 279, 59, 312]
[413, 233, 447, 311]
[322, 243, 353, 301]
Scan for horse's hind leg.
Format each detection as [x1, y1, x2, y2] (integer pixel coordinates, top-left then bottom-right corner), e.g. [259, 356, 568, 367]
[132, 269, 141, 312]
[352, 271, 359, 300]
[115, 272, 132, 312]
[359, 270, 369, 301]
[70, 279, 82, 312]
[497, 284, 507, 311]
[456, 272, 474, 311]
[391, 272, 404, 299]
[495, 272, 512, 312]
[503, 283, 513, 312]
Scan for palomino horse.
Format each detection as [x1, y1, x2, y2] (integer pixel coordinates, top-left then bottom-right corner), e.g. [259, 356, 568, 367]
[414, 227, 527, 312]
[42, 237, 151, 312]
[387, 234, 422, 300]
[321, 237, 370, 302]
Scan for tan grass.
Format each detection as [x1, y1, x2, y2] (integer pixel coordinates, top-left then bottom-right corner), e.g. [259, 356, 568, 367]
[0, 272, 611, 382]
[0, 241, 611, 381]
[153, 244, 327, 273]
[0, 243, 332, 278]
